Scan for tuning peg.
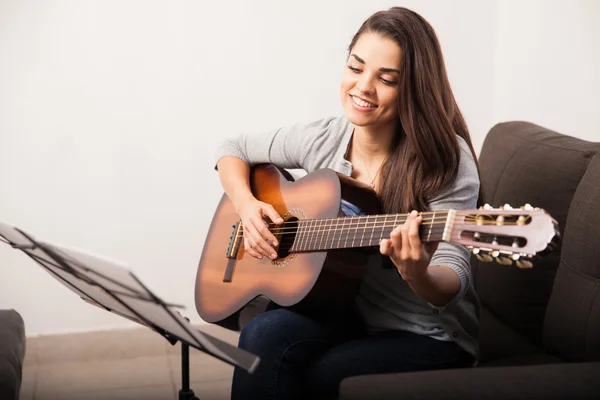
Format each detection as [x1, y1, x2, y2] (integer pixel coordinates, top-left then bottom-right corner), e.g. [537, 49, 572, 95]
[476, 253, 494, 262]
[496, 256, 513, 265]
[516, 259, 533, 269]
[496, 215, 505, 225]
[483, 204, 493, 210]
[523, 204, 533, 210]
[501, 204, 513, 210]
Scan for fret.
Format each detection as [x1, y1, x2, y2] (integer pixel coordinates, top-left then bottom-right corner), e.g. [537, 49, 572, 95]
[318, 218, 326, 251]
[300, 219, 308, 252]
[318, 218, 325, 251]
[322, 218, 331, 251]
[336, 217, 343, 249]
[292, 220, 301, 252]
[393, 213, 399, 239]
[309, 219, 317, 251]
[380, 215, 388, 242]
[351, 216, 358, 248]
[308, 219, 317, 252]
[359, 216, 366, 247]
[369, 215, 376, 246]
[342, 216, 348, 248]
[427, 211, 435, 242]
[301, 220, 310, 252]
[344, 217, 354, 248]
[322, 218, 330, 250]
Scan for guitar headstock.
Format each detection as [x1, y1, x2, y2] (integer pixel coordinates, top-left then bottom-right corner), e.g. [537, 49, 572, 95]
[452, 204, 560, 268]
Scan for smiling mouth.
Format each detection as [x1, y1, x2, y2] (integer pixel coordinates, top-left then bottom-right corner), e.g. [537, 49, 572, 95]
[351, 95, 377, 108]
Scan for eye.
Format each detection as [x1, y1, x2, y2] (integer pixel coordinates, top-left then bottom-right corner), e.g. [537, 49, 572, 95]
[380, 78, 397, 86]
[347, 65, 361, 73]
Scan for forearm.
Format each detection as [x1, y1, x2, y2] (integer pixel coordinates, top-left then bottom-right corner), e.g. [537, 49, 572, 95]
[216, 156, 256, 212]
[405, 265, 460, 307]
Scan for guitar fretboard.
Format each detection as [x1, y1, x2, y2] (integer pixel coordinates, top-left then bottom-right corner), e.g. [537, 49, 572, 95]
[288, 211, 450, 252]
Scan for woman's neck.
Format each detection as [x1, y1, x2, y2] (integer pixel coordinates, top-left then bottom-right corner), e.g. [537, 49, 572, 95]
[353, 123, 396, 159]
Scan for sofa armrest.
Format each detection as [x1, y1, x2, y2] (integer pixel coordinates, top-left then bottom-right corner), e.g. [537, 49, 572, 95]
[339, 362, 600, 400]
[0, 310, 26, 400]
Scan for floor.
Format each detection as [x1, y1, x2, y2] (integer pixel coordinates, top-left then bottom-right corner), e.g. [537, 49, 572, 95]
[21, 324, 241, 400]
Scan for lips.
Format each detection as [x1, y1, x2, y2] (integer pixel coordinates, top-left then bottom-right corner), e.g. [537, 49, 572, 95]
[351, 95, 377, 108]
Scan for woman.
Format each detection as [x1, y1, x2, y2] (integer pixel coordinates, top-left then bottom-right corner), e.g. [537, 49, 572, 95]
[215, 7, 482, 399]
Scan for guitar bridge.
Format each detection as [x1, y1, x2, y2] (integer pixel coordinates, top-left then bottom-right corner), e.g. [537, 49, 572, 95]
[223, 221, 243, 282]
[226, 221, 243, 259]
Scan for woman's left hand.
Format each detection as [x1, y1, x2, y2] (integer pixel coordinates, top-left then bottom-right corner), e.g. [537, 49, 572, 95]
[380, 210, 439, 282]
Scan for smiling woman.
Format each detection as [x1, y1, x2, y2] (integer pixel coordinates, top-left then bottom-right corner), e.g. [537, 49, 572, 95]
[212, 6, 483, 400]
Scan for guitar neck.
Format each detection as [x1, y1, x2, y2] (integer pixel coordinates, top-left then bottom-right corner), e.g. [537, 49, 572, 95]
[289, 211, 452, 252]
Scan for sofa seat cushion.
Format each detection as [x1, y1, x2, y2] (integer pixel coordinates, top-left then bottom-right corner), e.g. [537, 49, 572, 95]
[0, 309, 25, 400]
[339, 362, 600, 400]
[481, 353, 562, 367]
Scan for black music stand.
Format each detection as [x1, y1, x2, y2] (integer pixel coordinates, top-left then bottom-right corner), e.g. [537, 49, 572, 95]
[0, 220, 260, 400]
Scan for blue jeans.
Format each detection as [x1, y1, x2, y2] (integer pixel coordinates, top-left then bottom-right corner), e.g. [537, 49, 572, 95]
[231, 307, 474, 399]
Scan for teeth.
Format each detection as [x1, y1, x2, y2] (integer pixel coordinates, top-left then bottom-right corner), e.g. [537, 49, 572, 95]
[352, 96, 376, 108]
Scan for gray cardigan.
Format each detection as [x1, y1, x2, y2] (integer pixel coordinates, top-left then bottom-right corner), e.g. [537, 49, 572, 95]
[215, 116, 481, 361]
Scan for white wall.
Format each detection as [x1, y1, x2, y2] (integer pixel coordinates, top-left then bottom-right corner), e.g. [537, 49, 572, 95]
[2, 0, 596, 336]
[494, 0, 600, 142]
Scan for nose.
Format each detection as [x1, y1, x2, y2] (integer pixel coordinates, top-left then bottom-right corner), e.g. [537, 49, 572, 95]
[356, 73, 375, 95]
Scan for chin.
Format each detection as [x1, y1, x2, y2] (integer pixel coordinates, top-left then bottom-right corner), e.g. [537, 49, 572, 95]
[343, 108, 377, 127]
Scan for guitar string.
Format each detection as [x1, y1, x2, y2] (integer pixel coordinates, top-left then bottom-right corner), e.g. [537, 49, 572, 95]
[245, 214, 532, 231]
[272, 223, 516, 241]
[282, 226, 449, 249]
[253, 214, 532, 230]
[237, 218, 533, 237]
[253, 211, 531, 228]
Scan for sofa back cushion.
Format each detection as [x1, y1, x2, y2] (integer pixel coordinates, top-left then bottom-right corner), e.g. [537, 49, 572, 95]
[473, 121, 599, 346]
[543, 153, 600, 361]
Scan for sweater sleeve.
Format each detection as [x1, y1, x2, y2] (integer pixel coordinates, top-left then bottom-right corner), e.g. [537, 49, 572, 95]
[426, 137, 480, 310]
[214, 117, 340, 171]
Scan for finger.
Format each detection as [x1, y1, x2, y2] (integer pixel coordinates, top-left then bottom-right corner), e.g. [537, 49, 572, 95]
[379, 238, 393, 256]
[389, 226, 403, 263]
[399, 213, 412, 260]
[263, 204, 284, 226]
[244, 237, 263, 259]
[258, 210, 280, 247]
[408, 211, 423, 259]
[245, 220, 271, 258]
[390, 225, 403, 249]
[250, 218, 278, 259]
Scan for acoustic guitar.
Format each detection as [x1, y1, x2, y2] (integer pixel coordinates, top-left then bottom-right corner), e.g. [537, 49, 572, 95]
[195, 164, 559, 324]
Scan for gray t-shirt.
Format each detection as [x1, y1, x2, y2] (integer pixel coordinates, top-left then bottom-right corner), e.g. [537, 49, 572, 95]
[215, 116, 481, 361]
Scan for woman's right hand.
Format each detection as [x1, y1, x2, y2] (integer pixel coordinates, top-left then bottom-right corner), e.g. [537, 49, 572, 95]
[235, 197, 284, 260]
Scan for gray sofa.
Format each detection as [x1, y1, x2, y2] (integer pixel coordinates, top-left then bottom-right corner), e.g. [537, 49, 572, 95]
[339, 122, 600, 398]
[0, 309, 26, 400]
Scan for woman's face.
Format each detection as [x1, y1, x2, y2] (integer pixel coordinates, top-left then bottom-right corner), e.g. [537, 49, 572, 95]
[340, 32, 401, 130]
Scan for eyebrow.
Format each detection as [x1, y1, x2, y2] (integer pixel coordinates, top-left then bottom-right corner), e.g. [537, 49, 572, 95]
[350, 54, 400, 74]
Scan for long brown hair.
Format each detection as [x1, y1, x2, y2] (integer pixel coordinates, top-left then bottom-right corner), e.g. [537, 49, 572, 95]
[349, 7, 483, 213]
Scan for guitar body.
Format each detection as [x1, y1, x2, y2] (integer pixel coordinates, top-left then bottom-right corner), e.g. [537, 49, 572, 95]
[195, 164, 380, 324]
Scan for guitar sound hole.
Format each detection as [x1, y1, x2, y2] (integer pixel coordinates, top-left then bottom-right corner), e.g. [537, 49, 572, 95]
[276, 217, 299, 259]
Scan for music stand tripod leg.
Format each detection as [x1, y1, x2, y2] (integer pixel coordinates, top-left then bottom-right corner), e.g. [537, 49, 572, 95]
[179, 341, 199, 400]
[178, 318, 199, 400]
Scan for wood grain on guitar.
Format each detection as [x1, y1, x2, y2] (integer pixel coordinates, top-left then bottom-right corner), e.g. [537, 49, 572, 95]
[195, 164, 559, 324]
